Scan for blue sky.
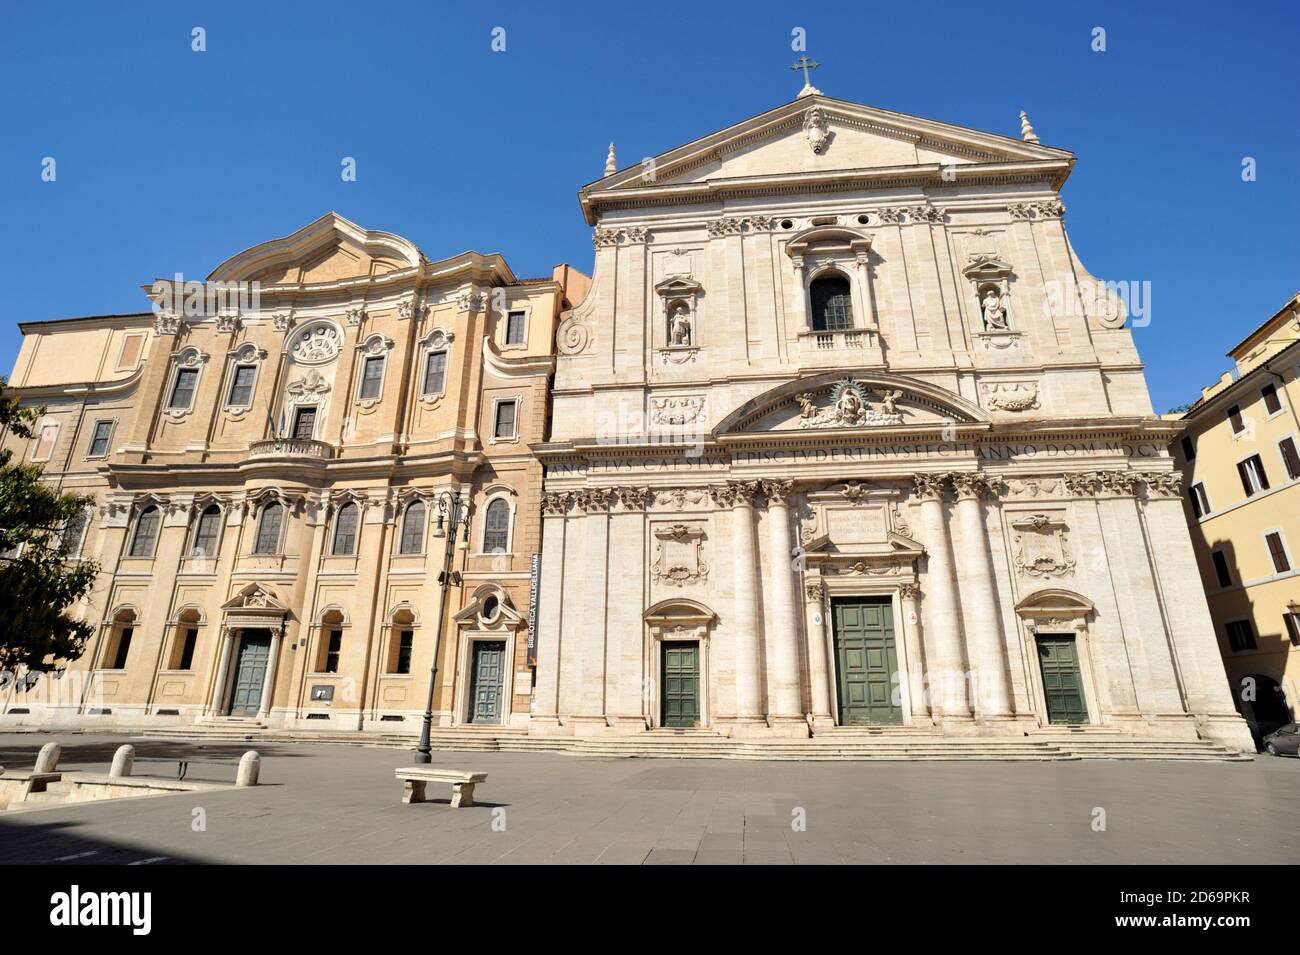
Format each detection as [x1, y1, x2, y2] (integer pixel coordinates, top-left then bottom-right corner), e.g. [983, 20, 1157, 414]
[1, 1, 1296, 411]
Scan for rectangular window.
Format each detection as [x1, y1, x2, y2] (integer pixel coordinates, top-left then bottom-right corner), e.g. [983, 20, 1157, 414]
[32, 423, 60, 461]
[1226, 619, 1256, 652]
[227, 364, 257, 407]
[1265, 532, 1291, 574]
[395, 630, 413, 675]
[1280, 437, 1300, 480]
[324, 629, 343, 673]
[423, 350, 447, 395]
[168, 367, 199, 410]
[1188, 482, 1211, 519]
[1261, 383, 1282, 415]
[111, 627, 134, 669]
[359, 356, 385, 400]
[505, 310, 527, 345]
[177, 628, 198, 670]
[1227, 404, 1245, 434]
[292, 407, 317, 440]
[1180, 434, 1196, 462]
[116, 333, 145, 371]
[493, 400, 517, 439]
[1285, 613, 1300, 647]
[1237, 454, 1270, 496]
[87, 420, 113, 457]
[1211, 549, 1233, 588]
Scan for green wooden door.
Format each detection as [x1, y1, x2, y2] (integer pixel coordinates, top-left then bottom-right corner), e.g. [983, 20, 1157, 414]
[661, 642, 700, 728]
[1038, 636, 1088, 725]
[833, 598, 902, 725]
[228, 630, 271, 716]
[468, 641, 506, 724]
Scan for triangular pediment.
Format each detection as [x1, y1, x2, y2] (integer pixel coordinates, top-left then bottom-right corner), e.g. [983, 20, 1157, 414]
[585, 94, 1073, 212]
[205, 212, 425, 286]
[220, 583, 291, 614]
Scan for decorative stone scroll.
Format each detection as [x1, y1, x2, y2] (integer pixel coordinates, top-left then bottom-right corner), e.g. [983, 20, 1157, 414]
[556, 317, 591, 356]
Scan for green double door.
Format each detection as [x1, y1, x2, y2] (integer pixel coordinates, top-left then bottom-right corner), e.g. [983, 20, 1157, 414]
[661, 642, 700, 728]
[833, 598, 902, 725]
[469, 641, 506, 724]
[228, 630, 271, 716]
[1037, 636, 1088, 725]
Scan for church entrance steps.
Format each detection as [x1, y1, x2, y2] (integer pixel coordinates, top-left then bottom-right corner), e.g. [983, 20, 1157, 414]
[94, 725, 1249, 761]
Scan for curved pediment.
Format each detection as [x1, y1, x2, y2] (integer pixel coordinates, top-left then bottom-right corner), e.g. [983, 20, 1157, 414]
[206, 212, 424, 286]
[714, 372, 989, 437]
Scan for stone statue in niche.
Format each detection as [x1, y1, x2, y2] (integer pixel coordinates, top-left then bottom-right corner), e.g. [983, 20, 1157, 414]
[981, 288, 1009, 330]
[669, 304, 693, 347]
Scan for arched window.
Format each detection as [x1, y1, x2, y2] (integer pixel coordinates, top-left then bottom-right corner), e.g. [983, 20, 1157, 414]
[317, 609, 345, 674]
[387, 607, 416, 675]
[104, 608, 137, 669]
[482, 499, 511, 553]
[809, 274, 853, 331]
[168, 608, 201, 670]
[253, 501, 284, 555]
[332, 501, 360, 556]
[191, 504, 222, 558]
[399, 500, 426, 555]
[58, 506, 91, 558]
[129, 505, 161, 557]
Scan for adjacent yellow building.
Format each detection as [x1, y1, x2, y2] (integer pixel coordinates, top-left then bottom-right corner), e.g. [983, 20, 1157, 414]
[1174, 291, 1300, 740]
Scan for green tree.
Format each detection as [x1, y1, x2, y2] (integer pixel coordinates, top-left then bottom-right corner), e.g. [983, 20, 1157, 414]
[0, 380, 99, 673]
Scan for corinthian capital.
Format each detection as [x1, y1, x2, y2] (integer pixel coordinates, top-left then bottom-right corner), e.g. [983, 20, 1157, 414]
[913, 473, 948, 501]
[762, 479, 794, 505]
[950, 472, 994, 501]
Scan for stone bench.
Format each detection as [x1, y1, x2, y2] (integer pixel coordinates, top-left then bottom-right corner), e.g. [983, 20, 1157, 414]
[394, 767, 487, 808]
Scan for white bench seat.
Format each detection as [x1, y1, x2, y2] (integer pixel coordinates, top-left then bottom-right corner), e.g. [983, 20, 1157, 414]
[394, 767, 487, 808]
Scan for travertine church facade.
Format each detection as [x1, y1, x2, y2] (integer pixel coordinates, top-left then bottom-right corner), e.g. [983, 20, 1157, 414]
[531, 91, 1252, 751]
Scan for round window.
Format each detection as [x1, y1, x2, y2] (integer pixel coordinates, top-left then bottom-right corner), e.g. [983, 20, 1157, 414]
[481, 595, 500, 621]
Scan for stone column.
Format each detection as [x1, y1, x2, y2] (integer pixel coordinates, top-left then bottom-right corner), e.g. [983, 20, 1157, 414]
[576, 489, 612, 731]
[804, 579, 833, 723]
[950, 473, 1012, 718]
[257, 626, 283, 720]
[209, 626, 234, 715]
[914, 474, 971, 718]
[722, 482, 764, 724]
[762, 480, 803, 723]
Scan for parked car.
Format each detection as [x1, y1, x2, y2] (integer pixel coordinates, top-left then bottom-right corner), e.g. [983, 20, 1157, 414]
[1262, 724, 1300, 756]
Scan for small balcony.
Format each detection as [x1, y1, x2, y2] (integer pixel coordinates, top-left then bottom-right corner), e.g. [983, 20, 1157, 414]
[796, 326, 883, 369]
[247, 438, 334, 461]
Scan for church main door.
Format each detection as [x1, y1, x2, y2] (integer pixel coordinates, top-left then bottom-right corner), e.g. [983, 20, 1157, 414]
[833, 598, 902, 725]
[660, 641, 700, 728]
[1037, 636, 1088, 725]
[228, 630, 271, 716]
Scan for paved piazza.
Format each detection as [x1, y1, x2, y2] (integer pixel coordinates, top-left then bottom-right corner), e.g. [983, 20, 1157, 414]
[1, 734, 1296, 865]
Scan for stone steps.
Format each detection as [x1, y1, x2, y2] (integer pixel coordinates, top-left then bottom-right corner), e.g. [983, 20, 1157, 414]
[120, 726, 1249, 761]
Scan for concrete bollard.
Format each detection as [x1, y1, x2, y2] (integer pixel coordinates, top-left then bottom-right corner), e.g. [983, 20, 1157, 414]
[33, 742, 61, 774]
[109, 744, 135, 778]
[236, 750, 260, 787]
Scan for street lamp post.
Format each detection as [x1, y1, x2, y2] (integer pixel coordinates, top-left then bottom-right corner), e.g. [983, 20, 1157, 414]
[415, 489, 471, 764]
